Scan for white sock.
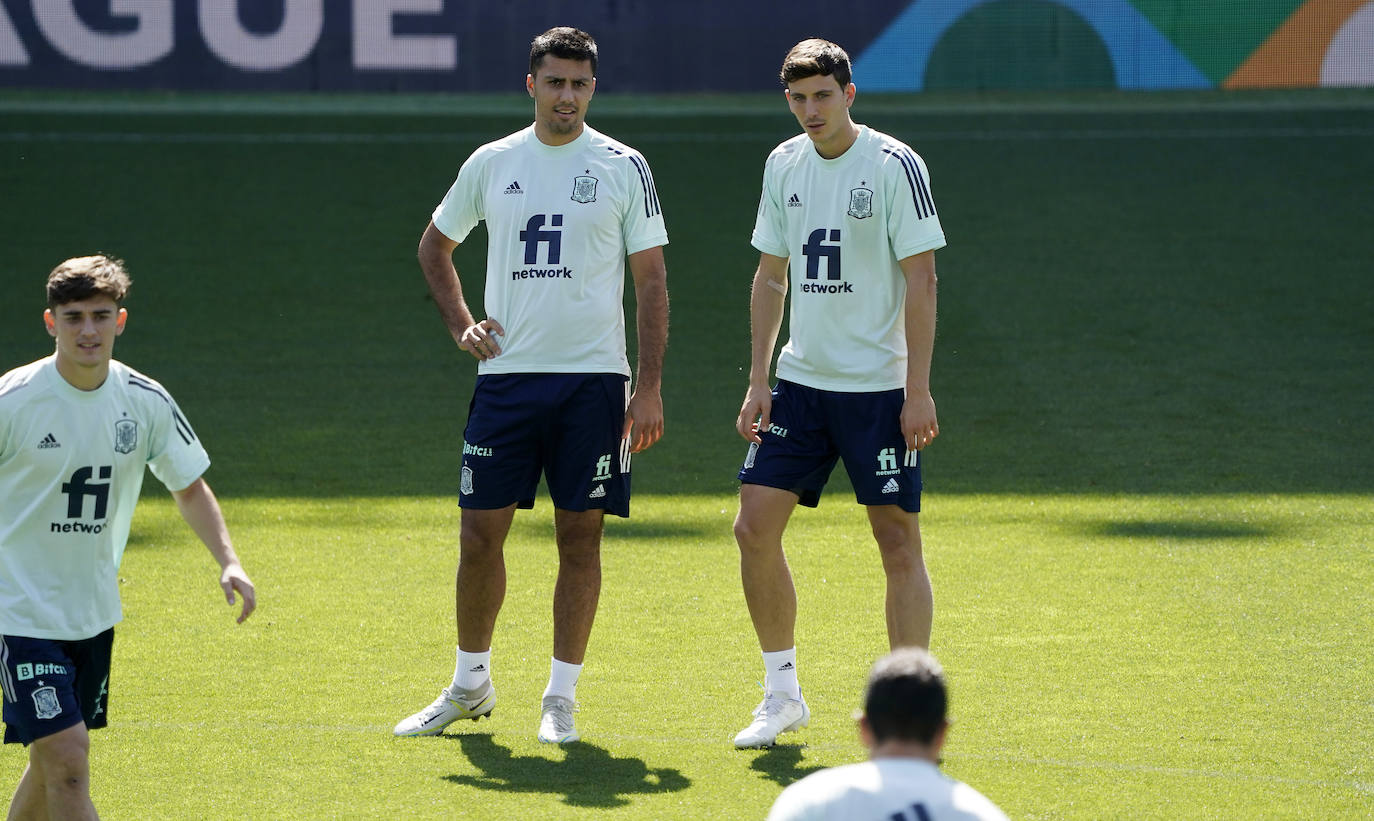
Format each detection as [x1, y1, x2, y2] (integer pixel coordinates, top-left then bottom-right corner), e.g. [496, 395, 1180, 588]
[762, 648, 800, 700]
[453, 648, 491, 692]
[542, 658, 582, 702]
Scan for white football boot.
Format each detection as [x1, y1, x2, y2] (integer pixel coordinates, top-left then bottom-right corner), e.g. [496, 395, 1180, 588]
[733, 691, 809, 748]
[537, 695, 581, 744]
[393, 681, 496, 737]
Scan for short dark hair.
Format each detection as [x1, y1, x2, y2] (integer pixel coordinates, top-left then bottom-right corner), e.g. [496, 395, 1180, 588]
[780, 38, 852, 89]
[864, 648, 947, 745]
[529, 27, 598, 77]
[46, 254, 132, 308]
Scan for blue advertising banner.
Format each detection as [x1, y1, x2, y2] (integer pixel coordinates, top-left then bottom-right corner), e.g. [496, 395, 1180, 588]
[2, 1, 1369, 92]
[0, 0, 910, 92]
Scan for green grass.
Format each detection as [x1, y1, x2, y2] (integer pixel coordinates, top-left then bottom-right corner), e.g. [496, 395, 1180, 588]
[2, 90, 1373, 818]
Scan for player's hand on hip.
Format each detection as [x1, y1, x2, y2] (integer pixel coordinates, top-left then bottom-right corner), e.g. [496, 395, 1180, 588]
[220, 562, 257, 624]
[902, 392, 939, 451]
[624, 389, 664, 453]
[737, 384, 772, 443]
[459, 318, 505, 360]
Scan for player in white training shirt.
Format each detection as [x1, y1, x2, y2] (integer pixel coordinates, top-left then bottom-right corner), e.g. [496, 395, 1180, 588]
[395, 27, 669, 745]
[766, 649, 1008, 821]
[734, 39, 946, 748]
[1, 255, 255, 819]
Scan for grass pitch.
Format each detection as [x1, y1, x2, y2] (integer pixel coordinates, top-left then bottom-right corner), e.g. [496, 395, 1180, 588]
[1, 90, 1372, 818]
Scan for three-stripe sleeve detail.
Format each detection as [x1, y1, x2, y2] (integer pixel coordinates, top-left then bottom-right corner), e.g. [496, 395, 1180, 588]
[883, 147, 936, 219]
[128, 375, 197, 445]
[628, 154, 661, 218]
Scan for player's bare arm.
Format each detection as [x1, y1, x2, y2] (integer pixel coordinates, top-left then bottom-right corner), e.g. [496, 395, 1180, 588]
[737, 253, 789, 443]
[899, 250, 939, 451]
[624, 245, 668, 453]
[417, 220, 505, 360]
[170, 477, 256, 623]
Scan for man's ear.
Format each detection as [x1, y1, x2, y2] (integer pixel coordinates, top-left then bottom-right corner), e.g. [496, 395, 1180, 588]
[44, 309, 56, 337]
[932, 718, 951, 754]
[527, 73, 535, 97]
[857, 712, 876, 749]
[116, 307, 128, 334]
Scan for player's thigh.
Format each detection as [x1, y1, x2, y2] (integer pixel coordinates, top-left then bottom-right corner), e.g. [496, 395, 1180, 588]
[459, 504, 519, 556]
[865, 503, 923, 557]
[544, 374, 631, 517]
[738, 380, 839, 508]
[735, 483, 802, 548]
[29, 721, 91, 779]
[830, 389, 922, 513]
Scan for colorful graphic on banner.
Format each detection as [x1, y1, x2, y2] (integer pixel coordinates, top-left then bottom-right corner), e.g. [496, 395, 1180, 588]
[856, 0, 1373, 91]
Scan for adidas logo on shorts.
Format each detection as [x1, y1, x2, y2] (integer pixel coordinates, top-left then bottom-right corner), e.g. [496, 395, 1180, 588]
[881, 478, 900, 494]
[589, 484, 606, 499]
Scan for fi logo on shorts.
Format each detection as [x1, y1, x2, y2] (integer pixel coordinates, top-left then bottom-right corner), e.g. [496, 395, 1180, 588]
[593, 454, 613, 482]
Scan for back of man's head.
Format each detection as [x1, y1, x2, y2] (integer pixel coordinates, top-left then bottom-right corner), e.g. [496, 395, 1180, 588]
[864, 648, 947, 745]
[46, 254, 132, 308]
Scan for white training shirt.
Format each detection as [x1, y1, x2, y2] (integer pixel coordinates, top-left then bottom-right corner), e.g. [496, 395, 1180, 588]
[766, 758, 1010, 821]
[753, 125, 946, 392]
[432, 123, 669, 377]
[0, 356, 210, 640]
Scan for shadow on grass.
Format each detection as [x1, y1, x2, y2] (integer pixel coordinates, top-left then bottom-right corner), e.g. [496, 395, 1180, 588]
[747, 744, 826, 788]
[442, 733, 690, 808]
[1088, 519, 1280, 540]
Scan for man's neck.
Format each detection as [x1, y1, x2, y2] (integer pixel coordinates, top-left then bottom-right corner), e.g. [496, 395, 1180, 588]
[533, 122, 584, 147]
[870, 739, 940, 764]
[812, 122, 860, 160]
[54, 355, 109, 392]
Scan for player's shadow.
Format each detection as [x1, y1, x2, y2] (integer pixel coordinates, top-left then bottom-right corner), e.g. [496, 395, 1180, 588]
[442, 732, 691, 808]
[747, 744, 826, 788]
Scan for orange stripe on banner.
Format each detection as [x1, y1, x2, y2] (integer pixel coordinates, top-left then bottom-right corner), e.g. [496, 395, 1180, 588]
[1224, 0, 1369, 88]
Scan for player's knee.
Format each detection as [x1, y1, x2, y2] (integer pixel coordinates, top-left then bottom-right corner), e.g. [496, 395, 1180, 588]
[458, 523, 506, 559]
[33, 732, 90, 792]
[872, 523, 922, 566]
[733, 514, 777, 554]
[555, 536, 601, 571]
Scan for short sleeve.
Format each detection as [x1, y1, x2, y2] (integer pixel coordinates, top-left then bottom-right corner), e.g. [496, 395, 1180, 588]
[750, 155, 789, 258]
[885, 147, 947, 260]
[431, 151, 487, 244]
[621, 151, 669, 255]
[145, 393, 211, 493]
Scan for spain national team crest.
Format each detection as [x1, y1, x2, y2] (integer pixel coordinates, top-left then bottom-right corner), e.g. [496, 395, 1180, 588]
[114, 419, 137, 454]
[571, 175, 598, 203]
[848, 187, 874, 219]
[32, 686, 62, 720]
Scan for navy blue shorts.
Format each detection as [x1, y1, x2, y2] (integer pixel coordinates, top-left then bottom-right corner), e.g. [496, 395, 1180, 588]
[460, 373, 632, 517]
[738, 380, 922, 512]
[2, 629, 113, 745]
